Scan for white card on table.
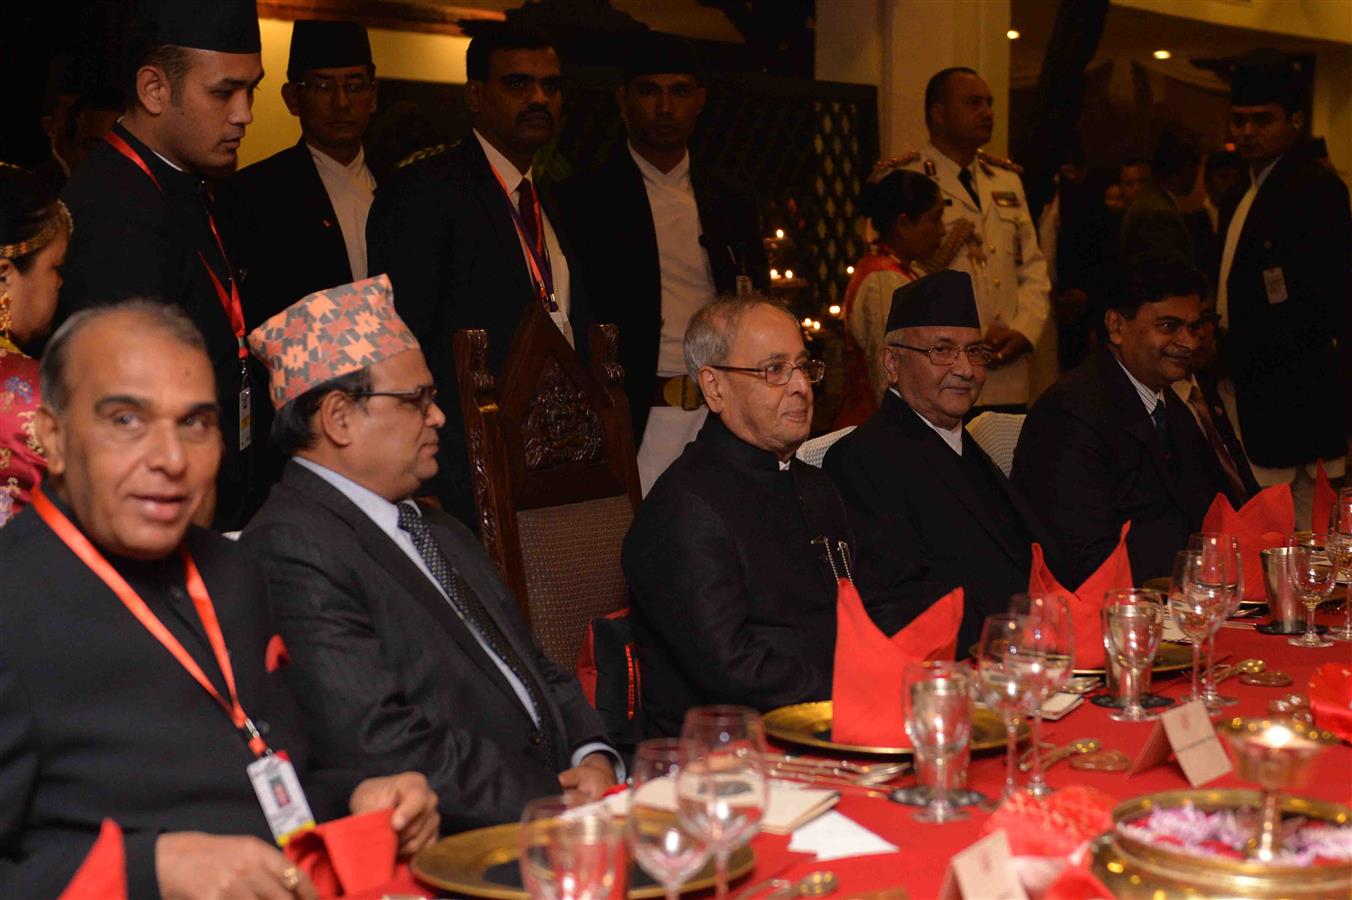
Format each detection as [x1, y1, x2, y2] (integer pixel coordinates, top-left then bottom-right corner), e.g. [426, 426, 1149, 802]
[1128, 699, 1232, 786]
[938, 829, 1028, 900]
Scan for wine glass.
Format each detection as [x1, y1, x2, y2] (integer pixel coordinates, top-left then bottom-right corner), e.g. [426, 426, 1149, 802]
[1007, 593, 1074, 798]
[627, 739, 710, 900]
[1187, 533, 1242, 708]
[520, 795, 624, 900]
[1327, 488, 1352, 642]
[1102, 590, 1165, 722]
[1169, 550, 1226, 704]
[975, 614, 1031, 799]
[676, 706, 766, 899]
[1286, 535, 1337, 648]
[902, 660, 973, 822]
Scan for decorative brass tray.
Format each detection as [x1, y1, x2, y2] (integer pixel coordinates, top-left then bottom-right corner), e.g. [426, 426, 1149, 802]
[412, 821, 755, 898]
[762, 700, 1027, 756]
[1090, 788, 1352, 898]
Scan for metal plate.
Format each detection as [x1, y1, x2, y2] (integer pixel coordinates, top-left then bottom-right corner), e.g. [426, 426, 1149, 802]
[762, 700, 1025, 756]
[1074, 640, 1195, 676]
[412, 822, 755, 898]
[1142, 576, 1269, 608]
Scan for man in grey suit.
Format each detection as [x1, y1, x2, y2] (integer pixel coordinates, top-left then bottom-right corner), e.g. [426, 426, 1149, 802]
[242, 275, 618, 834]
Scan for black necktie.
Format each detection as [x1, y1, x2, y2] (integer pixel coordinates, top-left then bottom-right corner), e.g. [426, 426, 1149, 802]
[958, 167, 981, 209]
[1150, 399, 1168, 439]
[396, 504, 557, 764]
[517, 177, 540, 249]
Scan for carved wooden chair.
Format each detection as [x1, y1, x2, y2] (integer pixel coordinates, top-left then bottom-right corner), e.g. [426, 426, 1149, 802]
[454, 303, 642, 671]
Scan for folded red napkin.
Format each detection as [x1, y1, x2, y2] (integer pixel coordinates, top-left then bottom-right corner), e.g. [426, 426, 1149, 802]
[1309, 662, 1352, 745]
[1314, 459, 1336, 536]
[1028, 522, 1132, 669]
[284, 809, 398, 898]
[1201, 484, 1294, 600]
[982, 786, 1116, 858]
[59, 819, 125, 900]
[832, 578, 962, 748]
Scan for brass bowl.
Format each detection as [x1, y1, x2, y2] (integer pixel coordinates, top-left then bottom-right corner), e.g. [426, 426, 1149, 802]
[1090, 789, 1352, 898]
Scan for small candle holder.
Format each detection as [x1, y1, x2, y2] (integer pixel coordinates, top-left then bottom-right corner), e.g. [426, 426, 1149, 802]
[1220, 717, 1333, 862]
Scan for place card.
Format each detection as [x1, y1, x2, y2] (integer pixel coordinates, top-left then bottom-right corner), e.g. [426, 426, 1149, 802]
[937, 829, 1028, 900]
[1129, 699, 1233, 786]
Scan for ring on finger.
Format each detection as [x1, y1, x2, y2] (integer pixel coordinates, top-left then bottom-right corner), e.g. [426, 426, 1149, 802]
[281, 866, 301, 892]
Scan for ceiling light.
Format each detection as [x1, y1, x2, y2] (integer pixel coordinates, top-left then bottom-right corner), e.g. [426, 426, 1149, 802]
[1153, 49, 1172, 60]
[1006, 29, 1020, 40]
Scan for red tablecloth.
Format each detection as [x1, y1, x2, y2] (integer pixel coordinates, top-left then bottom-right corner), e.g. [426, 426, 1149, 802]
[369, 612, 1352, 898]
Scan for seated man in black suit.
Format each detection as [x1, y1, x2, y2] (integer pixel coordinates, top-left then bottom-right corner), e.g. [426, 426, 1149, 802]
[623, 294, 848, 737]
[1013, 255, 1228, 584]
[1, 301, 437, 898]
[824, 270, 1060, 653]
[243, 276, 618, 834]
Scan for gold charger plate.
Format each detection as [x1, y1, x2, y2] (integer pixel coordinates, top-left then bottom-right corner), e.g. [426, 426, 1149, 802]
[1142, 576, 1268, 608]
[964, 640, 1194, 676]
[762, 700, 1026, 756]
[412, 822, 755, 899]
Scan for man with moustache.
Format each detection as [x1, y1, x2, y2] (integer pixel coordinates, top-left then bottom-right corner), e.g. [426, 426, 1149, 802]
[0, 302, 438, 898]
[823, 271, 1060, 652]
[242, 276, 618, 833]
[556, 33, 768, 493]
[623, 294, 847, 737]
[367, 23, 591, 526]
[1014, 255, 1230, 584]
[57, 0, 265, 530]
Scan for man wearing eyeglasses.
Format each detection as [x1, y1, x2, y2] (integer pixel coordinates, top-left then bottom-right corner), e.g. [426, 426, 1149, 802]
[243, 276, 619, 833]
[623, 294, 855, 737]
[824, 271, 1059, 652]
[1014, 255, 1231, 585]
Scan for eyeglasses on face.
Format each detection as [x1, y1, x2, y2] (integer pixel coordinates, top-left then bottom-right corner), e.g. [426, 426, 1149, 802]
[294, 78, 376, 98]
[709, 359, 826, 386]
[347, 384, 438, 415]
[887, 342, 995, 367]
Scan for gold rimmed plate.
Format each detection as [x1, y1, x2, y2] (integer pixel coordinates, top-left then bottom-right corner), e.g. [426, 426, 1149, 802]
[762, 700, 1026, 756]
[1142, 576, 1269, 608]
[1074, 640, 1194, 676]
[412, 822, 755, 898]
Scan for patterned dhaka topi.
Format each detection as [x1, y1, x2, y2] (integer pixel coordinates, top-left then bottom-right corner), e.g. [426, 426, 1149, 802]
[247, 274, 420, 409]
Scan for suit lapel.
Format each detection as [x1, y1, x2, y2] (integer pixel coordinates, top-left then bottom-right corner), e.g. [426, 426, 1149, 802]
[1098, 352, 1187, 510]
[463, 139, 538, 302]
[290, 141, 354, 281]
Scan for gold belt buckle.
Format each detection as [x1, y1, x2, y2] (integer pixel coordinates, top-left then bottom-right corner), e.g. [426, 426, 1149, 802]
[662, 375, 702, 411]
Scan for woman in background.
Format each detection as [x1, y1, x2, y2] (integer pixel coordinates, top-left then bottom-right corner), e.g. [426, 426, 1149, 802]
[0, 163, 71, 525]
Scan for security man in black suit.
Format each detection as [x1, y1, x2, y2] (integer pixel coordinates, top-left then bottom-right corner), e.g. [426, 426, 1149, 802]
[1014, 256, 1229, 585]
[824, 271, 1060, 653]
[556, 33, 768, 493]
[366, 23, 592, 526]
[1216, 48, 1351, 525]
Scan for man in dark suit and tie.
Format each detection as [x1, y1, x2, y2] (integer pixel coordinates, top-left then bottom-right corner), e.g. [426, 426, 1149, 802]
[556, 33, 768, 493]
[1014, 255, 1230, 584]
[243, 276, 618, 834]
[366, 23, 592, 525]
[824, 271, 1061, 653]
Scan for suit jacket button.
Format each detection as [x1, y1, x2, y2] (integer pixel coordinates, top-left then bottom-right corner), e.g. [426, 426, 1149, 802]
[530, 728, 542, 745]
[993, 278, 1001, 287]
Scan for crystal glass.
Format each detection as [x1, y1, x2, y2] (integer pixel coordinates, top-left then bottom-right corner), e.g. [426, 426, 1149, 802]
[1286, 536, 1337, 648]
[975, 614, 1032, 799]
[626, 739, 710, 900]
[1187, 533, 1242, 708]
[902, 660, 973, 822]
[1169, 550, 1226, 704]
[677, 706, 766, 899]
[1102, 590, 1165, 722]
[1328, 488, 1352, 641]
[520, 795, 624, 900]
[1007, 593, 1074, 798]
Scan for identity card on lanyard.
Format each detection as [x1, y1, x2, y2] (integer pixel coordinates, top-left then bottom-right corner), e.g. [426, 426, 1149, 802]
[104, 132, 253, 452]
[32, 487, 314, 845]
[487, 164, 558, 313]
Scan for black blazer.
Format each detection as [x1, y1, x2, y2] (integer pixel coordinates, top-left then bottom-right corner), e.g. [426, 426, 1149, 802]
[0, 494, 343, 898]
[556, 148, 768, 438]
[823, 391, 1062, 654]
[1013, 347, 1227, 586]
[1218, 146, 1351, 466]
[216, 140, 355, 329]
[242, 462, 612, 833]
[366, 137, 593, 525]
[622, 416, 849, 737]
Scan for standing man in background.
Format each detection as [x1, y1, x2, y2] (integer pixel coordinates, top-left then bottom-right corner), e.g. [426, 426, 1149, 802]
[558, 33, 767, 493]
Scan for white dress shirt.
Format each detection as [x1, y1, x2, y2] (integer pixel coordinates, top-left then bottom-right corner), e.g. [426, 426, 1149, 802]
[308, 143, 376, 280]
[1216, 157, 1278, 329]
[895, 389, 964, 455]
[1114, 356, 1166, 417]
[293, 457, 616, 772]
[473, 130, 573, 346]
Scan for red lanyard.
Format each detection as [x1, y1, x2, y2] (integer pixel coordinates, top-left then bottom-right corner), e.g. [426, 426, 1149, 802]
[32, 487, 268, 758]
[487, 163, 558, 312]
[105, 132, 248, 360]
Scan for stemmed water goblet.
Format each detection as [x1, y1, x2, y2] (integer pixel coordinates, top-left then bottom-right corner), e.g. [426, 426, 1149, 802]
[1170, 549, 1227, 705]
[626, 739, 711, 900]
[676, 706, 766, 899]
[1327, 488, 1352, 642]
[1286, 535, 1337, 648]
[1102, 589, 1165, 722]
[1187, 533, 1242, 708]
[902, 660, 973, 822]
[520, 795, 624, 900]
[975, 614, 1033, 799]
[1007, 593, 1074, 798]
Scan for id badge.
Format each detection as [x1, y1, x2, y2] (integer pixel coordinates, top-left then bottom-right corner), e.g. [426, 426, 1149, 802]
[247, 753, 315, 846]
[736, 274, 752, 298]
[238, 383, 252, 451]
[1262, 267, 1288, 304]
